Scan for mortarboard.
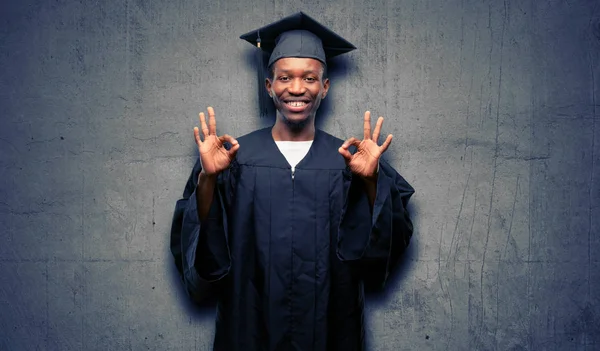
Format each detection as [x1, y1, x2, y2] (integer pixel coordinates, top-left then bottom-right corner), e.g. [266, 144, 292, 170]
[240, 12, 356, 68]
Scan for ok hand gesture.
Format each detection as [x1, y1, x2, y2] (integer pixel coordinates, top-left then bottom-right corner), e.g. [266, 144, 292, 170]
[193, 107, 239, 176]
[338, 111, 393, 181]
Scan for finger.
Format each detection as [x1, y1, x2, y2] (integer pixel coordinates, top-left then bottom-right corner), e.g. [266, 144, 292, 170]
[199, 112, 209, 138]
[338, 146, 352, 161]
[193, 127, 202, 146]
[207, 106, 217, 135]
[228, 143, 240, 159]
[341, 137, 360, 149]
[219, 134, 239, 146]
[372, 116, 384, 143]
[379, 134, 393, 153]
[363, 111, 371, 140]
[219, 134, 240, 158]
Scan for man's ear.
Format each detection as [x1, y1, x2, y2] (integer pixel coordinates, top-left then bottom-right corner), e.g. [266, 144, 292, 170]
[322, 78, 330, 99]
[265, 78, 272, 97]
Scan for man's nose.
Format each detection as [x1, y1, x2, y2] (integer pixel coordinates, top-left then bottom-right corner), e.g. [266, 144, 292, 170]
[288, 78, 306, 95]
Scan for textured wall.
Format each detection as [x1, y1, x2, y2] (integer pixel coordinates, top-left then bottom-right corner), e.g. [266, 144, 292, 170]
[1, 0, 598, 350]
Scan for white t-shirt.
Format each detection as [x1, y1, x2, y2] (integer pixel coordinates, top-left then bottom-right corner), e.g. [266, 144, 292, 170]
[275, 141, 313, 175]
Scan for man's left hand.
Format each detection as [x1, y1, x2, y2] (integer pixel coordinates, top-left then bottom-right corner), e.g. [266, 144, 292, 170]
[338, 111, 393, 182]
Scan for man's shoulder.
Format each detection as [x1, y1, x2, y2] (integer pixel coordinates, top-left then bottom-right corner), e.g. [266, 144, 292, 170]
[237, 127, 270, 139]
[316, 129, 344, 146]
[231, 127, 277, 166]
[235, 127, 271, 148]
[227, 127, 268, 152]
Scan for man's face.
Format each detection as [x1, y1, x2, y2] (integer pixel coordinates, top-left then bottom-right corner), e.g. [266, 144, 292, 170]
[266, 57, 330, 126]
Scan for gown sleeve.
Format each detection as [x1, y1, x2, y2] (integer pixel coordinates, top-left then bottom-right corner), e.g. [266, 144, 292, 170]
[170, 159, 232, 303]
[336, 159, 415, 291]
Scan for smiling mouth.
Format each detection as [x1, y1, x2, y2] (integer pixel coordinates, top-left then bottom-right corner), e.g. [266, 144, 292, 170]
[285, 101, 309, 107]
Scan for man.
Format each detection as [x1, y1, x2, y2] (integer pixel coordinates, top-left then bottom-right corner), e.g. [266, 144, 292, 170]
[170, 12, 415, 351]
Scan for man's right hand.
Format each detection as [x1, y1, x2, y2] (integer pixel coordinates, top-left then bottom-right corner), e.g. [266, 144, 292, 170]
[193, 106, 239, 176]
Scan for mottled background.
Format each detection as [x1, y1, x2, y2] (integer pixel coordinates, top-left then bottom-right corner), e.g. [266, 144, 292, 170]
[1, 0, 598, 350]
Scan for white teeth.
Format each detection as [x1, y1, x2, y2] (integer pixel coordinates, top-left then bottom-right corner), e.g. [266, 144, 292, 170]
[286, 101, 307, 107]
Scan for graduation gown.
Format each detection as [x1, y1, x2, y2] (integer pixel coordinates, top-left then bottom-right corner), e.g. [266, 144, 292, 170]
[170, 127, 414, 351]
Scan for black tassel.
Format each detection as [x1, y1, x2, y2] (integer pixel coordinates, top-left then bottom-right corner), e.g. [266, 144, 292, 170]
[256, 32, 272, 119]
[256, 51, 268, 118]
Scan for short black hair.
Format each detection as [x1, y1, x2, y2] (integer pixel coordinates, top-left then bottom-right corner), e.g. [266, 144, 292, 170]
[268, 61, 328, 81]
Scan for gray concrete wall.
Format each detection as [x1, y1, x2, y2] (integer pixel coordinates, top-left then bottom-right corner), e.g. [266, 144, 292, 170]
[1, 0, 598, 350]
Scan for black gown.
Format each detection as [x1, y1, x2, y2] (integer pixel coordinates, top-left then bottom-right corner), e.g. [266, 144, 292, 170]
[170, 127, 414, 351]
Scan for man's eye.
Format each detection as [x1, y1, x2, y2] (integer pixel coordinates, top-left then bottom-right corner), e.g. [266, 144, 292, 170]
[305, 77, 316, 82]
[279, 76, 289, 81]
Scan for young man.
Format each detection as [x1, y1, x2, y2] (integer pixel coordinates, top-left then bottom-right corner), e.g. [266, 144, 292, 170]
[170, 12, 415, 351]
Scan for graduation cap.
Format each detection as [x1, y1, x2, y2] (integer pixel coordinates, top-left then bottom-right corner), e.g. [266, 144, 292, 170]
[240, 11, 356, 68]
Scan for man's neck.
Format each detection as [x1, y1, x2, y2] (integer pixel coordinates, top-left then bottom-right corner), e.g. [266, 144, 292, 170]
[271, 115, 315, 141]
